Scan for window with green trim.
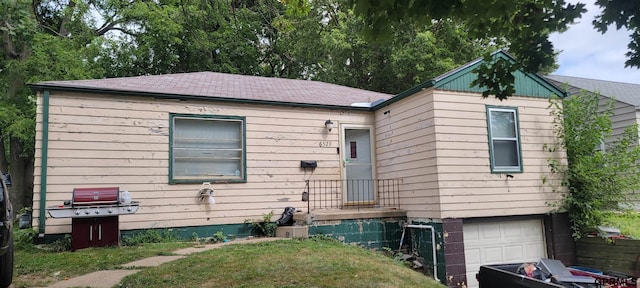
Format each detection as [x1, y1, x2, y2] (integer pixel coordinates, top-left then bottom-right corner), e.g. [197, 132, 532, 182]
[486, 106, 522, 172]
[170, 114, 246, 183]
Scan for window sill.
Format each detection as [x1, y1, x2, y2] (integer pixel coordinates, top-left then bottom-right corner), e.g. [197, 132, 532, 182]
[169, 179, 247, 184]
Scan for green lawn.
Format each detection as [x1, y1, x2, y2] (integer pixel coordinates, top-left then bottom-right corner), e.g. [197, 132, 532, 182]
[14, 238, 443, 288]
[14, 242, 192, 287]
[603, 210, 640, 239]
[120, 238, 444, 288]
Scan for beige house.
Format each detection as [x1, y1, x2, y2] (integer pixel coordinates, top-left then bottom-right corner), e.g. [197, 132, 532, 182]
[30, 51, 568, 288]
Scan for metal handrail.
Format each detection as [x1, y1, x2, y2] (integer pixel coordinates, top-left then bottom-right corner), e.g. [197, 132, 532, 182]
[303, 179, 401, 213]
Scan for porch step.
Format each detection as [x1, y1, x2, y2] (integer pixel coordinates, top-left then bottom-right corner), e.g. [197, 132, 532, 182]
[275, 226, 309, 239]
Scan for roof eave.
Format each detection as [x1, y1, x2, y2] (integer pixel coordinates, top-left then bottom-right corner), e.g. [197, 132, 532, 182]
[372, 80, 436, 110]
[28, 83, 373, 111]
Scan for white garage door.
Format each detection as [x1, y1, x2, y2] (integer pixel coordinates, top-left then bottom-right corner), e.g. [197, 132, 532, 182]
[464, 218, 546, 288]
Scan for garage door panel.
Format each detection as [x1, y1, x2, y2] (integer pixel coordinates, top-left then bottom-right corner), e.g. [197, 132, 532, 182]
[464, 225, 480, 241]
[464, 219, 546, 288]
[503, 222, 524, 237]
[483, 247, 504, 263]
[526, 243, 545, 258]
[504, 245, 525, 261]
[481, 224, 501, 239]
[465, 248, 481, 266]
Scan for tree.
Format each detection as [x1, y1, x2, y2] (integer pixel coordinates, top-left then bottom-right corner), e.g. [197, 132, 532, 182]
[593, 0, 640, 68]
[286, 0, 632, 99]
[270, 0, 494, 93]
[0, 0, 134, 212]
[546, 92, 640, 239]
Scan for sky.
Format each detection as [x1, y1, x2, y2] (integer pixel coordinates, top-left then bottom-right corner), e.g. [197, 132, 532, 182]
[549, 2, 640, 84]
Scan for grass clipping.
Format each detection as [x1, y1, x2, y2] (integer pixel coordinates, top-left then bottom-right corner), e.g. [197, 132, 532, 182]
[119, 238, 444, 288]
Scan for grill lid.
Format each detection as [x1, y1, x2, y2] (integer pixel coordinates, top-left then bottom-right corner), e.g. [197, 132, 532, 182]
[72, 187, 119, 205]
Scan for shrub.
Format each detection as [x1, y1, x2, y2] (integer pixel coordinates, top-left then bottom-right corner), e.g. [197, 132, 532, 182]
[122, 229, 179, 246]
[244, 211, 277, 237]
[546, 92, 640, 239]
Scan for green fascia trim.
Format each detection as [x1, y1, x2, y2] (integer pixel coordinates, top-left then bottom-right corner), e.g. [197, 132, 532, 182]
[526, 72, 567, 98]
[27, 84, 371, 111]
[169, 113, 247, 184]
[373, 51, 567, 111]
[433, 52, 566, 98]
[38, 91, 50, 236]
[485, 105, 524, 173]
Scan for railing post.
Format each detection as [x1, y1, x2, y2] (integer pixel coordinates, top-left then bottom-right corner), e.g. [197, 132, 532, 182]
[305, 180, 310, 214]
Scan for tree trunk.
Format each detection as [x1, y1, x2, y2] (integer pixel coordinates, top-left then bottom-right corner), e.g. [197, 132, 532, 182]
[8, 136, 34, 215]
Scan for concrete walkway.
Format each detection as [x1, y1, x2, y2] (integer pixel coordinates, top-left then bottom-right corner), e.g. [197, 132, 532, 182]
[45, 237, 286, 288]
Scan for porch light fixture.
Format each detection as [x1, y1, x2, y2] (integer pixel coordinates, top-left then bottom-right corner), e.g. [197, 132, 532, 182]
[325, 119, 334, 132]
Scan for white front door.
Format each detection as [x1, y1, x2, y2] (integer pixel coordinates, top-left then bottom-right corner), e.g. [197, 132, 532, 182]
[464, 218, 546, 288]
[343, 127, 375, 204]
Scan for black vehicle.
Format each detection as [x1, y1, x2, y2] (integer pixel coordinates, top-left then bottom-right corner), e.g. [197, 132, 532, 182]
[0, 170, 13, 288]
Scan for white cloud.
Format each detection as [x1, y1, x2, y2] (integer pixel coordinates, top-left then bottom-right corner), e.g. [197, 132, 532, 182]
[549, 1, 640, 84]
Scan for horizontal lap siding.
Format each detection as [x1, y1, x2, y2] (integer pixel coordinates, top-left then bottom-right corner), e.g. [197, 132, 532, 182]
[433, 91, 565, 218]
[375, 89, 441, 218]
[600, 98, 636, 141]
[34, 92, 371, 234]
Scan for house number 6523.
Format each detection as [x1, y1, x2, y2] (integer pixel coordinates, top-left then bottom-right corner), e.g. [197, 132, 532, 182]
[319, 141, 331, 147]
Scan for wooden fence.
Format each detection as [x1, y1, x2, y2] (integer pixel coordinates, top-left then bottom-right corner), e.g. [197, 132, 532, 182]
[576, 237, 640, 277]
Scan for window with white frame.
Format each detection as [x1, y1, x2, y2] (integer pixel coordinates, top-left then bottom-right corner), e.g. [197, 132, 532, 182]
[486, 106, 522, 172]
[170, 114, 245, 183]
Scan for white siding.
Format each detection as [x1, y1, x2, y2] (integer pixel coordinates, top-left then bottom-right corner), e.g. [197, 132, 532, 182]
[433, 91, 564, 218]
[375, 89, 441, 219]
[34, 91, 372, 234]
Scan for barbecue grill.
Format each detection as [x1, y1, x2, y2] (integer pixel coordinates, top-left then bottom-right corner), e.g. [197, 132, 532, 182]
[47, 187, 140, 250]
[48, 187, 139, 218]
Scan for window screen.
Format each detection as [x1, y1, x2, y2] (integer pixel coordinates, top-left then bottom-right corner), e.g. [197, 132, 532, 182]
[487, 107, 522, 172]
[170, 114, 245, 183]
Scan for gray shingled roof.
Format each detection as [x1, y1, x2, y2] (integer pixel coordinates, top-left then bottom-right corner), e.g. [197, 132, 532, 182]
[546, 75, 640, 107]
[30, 72, 392, 108]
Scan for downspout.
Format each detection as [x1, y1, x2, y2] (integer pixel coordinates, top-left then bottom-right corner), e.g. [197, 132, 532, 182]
[406, 224, 440, 282]
[38, 90, 50, 238]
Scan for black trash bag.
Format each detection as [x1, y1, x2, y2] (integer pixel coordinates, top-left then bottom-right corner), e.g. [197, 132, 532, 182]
[276, 206, 296, 226]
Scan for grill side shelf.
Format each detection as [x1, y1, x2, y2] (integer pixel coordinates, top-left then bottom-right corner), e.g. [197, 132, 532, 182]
[47, 202, 140, 218]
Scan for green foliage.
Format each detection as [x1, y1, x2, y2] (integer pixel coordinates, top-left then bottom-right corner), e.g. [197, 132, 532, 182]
[602, 211, 640, 239]
[341, 0, 640, 99]
[593, 0, 640, 68]
[244, 211, 277, 237]
[14, 228, 36, 250]
[276, 2, 492, 94]
[49, 234, 72, 252]
[341, 0, 587, 99]
[210, 230, 226, 243]
[122, 229, 179, 246]
[381, 246, 410, 266]
[546, 91, 640, 239]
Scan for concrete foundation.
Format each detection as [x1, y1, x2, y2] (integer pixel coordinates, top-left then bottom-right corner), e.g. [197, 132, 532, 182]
[276, 226, 309, 239]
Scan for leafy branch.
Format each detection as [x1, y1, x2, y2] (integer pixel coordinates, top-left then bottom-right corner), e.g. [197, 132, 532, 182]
[545, 91, 640, 239]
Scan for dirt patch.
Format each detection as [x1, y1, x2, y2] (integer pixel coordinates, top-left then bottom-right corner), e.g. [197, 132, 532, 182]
[14, 273, 59, 288]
